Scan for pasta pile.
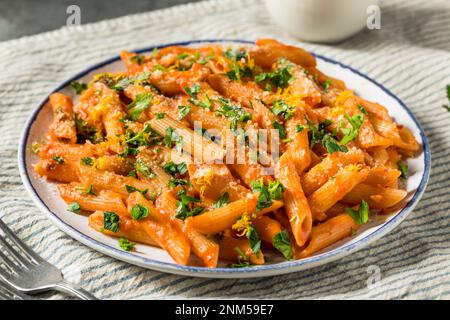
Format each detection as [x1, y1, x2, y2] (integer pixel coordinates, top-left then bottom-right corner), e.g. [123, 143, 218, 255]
[33, 39, 420, 267]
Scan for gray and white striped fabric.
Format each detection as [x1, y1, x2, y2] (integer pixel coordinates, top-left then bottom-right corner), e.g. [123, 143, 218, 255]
[0, 0, 449, 299]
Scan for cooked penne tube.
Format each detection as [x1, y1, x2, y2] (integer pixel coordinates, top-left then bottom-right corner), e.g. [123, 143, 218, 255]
[253, 215, 283, 245]
[275, 153, 312, 247]
[59, 183, 128, 216]
[186, 194, 257, 235]
[49, 93, 77, 144]
[307, 166, 369, 221]
[341, 183, 407, 209]
[34, 159, 79, 182]
[89, 210, 159, 247]
[297, 213, 358, 258]
[301, 148, 365, 196]
[219, 230, 264, 265]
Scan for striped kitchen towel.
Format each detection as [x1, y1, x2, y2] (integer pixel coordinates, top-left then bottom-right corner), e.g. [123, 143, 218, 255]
[0, 0, 449, 299]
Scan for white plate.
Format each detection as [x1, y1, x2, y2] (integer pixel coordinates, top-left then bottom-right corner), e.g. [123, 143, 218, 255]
[18, 40, 431, 278]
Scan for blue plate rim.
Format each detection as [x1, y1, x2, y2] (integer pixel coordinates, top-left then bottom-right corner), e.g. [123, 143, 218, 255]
[17, 39, 431, 276]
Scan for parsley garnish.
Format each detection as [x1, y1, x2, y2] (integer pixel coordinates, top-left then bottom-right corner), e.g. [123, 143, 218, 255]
[130, 54, 145, 65]
[250, 180, 272, 210]
[323, 134, 348, 153]
[52, 155, 64, 164]
[175, 190, 204, 220]
[127, 93, 152, 120]
[255, 58, 294, 89]
[306, 118, 348, 154]
[74, 113, 103, 143]
[268, 181, 285, 200]
[70, 81, 87, 95]
[125, 185, 148, 195]
[271, 100, 295, 120]
[68, 202, 81, 213]
[130, 204, 150, 220]
[80, 157, 94, 166]
[246, 226, 261, 254]
[178, 105, 191, 120]
[397, 160, 408, 179]
[213, 192, 230, 209]
[358, 104, 368, 115]
[273, 121, 287, 140]
[103, 211, 120, 232]
[321, 79, 332, 91]
[198, 54, 214, 65]
[164, 127, 183, 153]
[118, 237, 135, 251]
[296, 125, 305, 133]
[155, 112, 165, 119]
[184, 83, 200, 99]
[168, 178, 188, 188]
[228, 260, 252, 268]
[215, 98, 251, 131]
[346, 200, 369, 225]
[135, 159, 154, 178]
[340, 113, 364, 145]
[273, 230, 292, 260]
[125, 123, 162, 150]
[162, 161, 187, 176]
[83, 184, 96, 196]
[223, 49, 252, 82]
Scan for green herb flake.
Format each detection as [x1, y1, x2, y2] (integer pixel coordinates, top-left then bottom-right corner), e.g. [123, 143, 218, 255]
[178, 105, 191, 120]
[80, 157, 94, 166]
[70, 81, 88, 95]
[83, 184, 96, 196]
[130, 204, 150, 220]
[130, 55, 145, 65]
[175, 190, 204, 220]
[125, 185, 148, 195]
[126, 93, 152, 120]
[215, 98, 251, 131]
[163, 161, 187, 176]
[340, 113, 364, 145]
[135, 159, 153, 178]
[345, 200, 370, 225]
[68, 202, 81, 213]
[103, 211, 120, 232]
[273, 230, 293, 260]
[118, 237, 135, 251]
[397, 160, 408, 179]
[271, 100, 295, 120]
[213, 192, 230, 209]
[52, 155, 64, 164]
[272, 121, 287, 140]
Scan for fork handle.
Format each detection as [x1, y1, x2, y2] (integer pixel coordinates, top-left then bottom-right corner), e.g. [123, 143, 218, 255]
[52, 281, 98, 300]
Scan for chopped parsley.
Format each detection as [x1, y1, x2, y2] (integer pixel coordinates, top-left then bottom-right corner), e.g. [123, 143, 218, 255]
[155, 112, 165, 119]
[103, 211, 120, 232]
[126, 93, 153, 120]
[271, 100, 295, 120]
[164, 127, 183, 153]
[118, 237, 135, 251]
[213, 192, 230, 209]
[68, 202, 81, 213]
[228, 260, 252, 268]
[307, 118, 348, 154]
[175, 190, 204, 220]
[246, 226, 261, 254]
[162, 161, 187, 176]
[255, 58, 294, 89]
[83, 184, 96, 196]
[129, 54, 145, 65]
[273, 121, 287, 140]
[52, 155, 64, 164]
[340, 113, 364, 145]
[267, 181, 285, 200]
[273, 230, 292, 260]
[397, 160, 408, 179]
[70, 81, 87, 95]
[135, 159, 154, 178]
[346, 200, 369, 225]
[125, 185, 148, 195]
[296, 125, 305, 133]
[130, 204, 150, 220]
[74, 113, 103, 144]
[251, 179, 285, 210]
[321, 79, 332, 91]
[215, 98, 251, 131]
[198, 54, 214, 65]
[358, 104, 368, 115]
[168, 178, 188, 188]
[124, 123, 162, 150]
[178, 105, 191, 120]
[223, 49, 252, 82]
[80, 157, 94, 166]
[184, 83, 201, 99]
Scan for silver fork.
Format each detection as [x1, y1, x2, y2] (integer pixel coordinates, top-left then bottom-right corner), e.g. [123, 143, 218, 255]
[0, 218, 98, 300]
[0, 278, 35, 300]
